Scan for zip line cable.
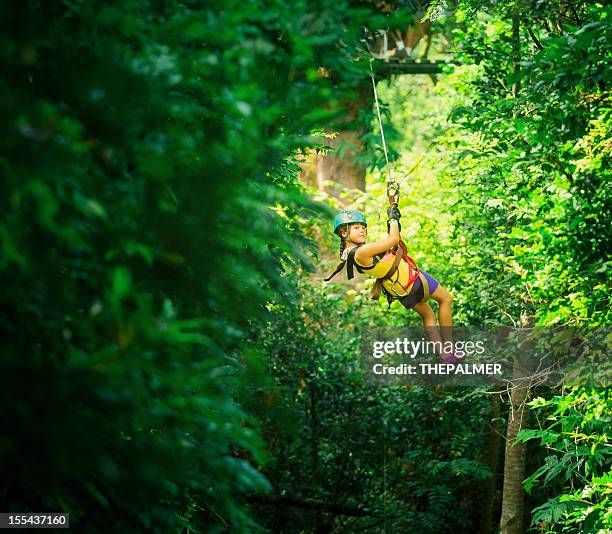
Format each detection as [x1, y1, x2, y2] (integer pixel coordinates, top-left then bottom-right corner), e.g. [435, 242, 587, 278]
[369, 59, 393, 184]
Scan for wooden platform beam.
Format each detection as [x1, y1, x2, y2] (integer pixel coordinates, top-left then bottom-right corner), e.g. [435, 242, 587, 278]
[374, 59, 455, 75]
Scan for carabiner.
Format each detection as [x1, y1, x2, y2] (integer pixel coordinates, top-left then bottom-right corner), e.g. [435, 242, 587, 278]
[387, 181, 400, 206]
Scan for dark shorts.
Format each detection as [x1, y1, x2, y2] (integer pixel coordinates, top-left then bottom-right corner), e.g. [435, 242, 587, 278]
[398, 271, 440, 310]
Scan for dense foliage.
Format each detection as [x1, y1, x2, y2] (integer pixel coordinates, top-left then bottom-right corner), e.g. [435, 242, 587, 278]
[443, 0, 611, 327]
[517, 389, 612, 533]
[246, 277, 493, 532]
[0, 1, 378, 531]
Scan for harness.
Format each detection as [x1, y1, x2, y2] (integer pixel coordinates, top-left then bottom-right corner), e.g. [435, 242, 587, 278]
[324, 244, 430, 308]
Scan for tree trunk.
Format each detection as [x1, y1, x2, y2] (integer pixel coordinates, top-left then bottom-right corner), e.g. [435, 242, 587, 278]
[499, 316, 533, 534]
[316, 129, 365, 195]
[480, 394, 501, 534]
[310, 382, 324, 531]
[302, 83, 371, 205]
[500, 10, 531, 531]
[298, 120, 367, 206]
[499, 365, 529, 533]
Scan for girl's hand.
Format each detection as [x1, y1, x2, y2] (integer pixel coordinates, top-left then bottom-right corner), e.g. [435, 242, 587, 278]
[386, 204, 402, 232]
[386, 204, 401, 221]
[387, 218, 402, 233]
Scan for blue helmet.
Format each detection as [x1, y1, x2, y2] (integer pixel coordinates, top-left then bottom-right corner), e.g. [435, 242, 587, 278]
[333, 210, 367, 234]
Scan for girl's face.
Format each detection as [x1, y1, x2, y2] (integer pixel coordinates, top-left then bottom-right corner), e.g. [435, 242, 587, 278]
[344, 222, 367, 244]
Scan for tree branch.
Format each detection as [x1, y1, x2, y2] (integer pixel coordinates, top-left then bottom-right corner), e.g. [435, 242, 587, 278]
[247, 494, 372, 517]
[511, 2, 521, 102]
[526, 25, 544, 51]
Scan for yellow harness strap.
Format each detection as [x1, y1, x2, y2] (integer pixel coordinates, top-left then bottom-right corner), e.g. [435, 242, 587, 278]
[370, 251, 403, 301]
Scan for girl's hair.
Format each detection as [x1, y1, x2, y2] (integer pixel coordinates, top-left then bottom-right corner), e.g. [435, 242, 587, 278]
[339, 236, 346, 259]
[337, 223, 349, 259]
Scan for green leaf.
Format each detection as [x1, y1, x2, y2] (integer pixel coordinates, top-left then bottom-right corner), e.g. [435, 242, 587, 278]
[111, 266, 131, 301]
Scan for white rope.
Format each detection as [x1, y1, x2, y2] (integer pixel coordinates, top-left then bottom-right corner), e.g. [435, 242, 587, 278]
[369, 59, 393, 183]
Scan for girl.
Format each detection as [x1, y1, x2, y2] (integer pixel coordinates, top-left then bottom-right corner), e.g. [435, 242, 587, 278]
[328, 208, 460, 363]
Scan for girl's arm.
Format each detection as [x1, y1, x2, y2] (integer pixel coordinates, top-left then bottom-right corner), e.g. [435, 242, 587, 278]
[355, 221, 400, 265]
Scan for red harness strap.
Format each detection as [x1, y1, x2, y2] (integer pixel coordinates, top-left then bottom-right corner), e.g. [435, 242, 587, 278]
[396, 241, 420, 290]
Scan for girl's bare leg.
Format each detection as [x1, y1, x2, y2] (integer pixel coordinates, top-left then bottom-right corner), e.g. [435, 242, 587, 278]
[430, 285, 453, 346]
[412, 301, 437, 327]
[412, 301, 446, 355]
